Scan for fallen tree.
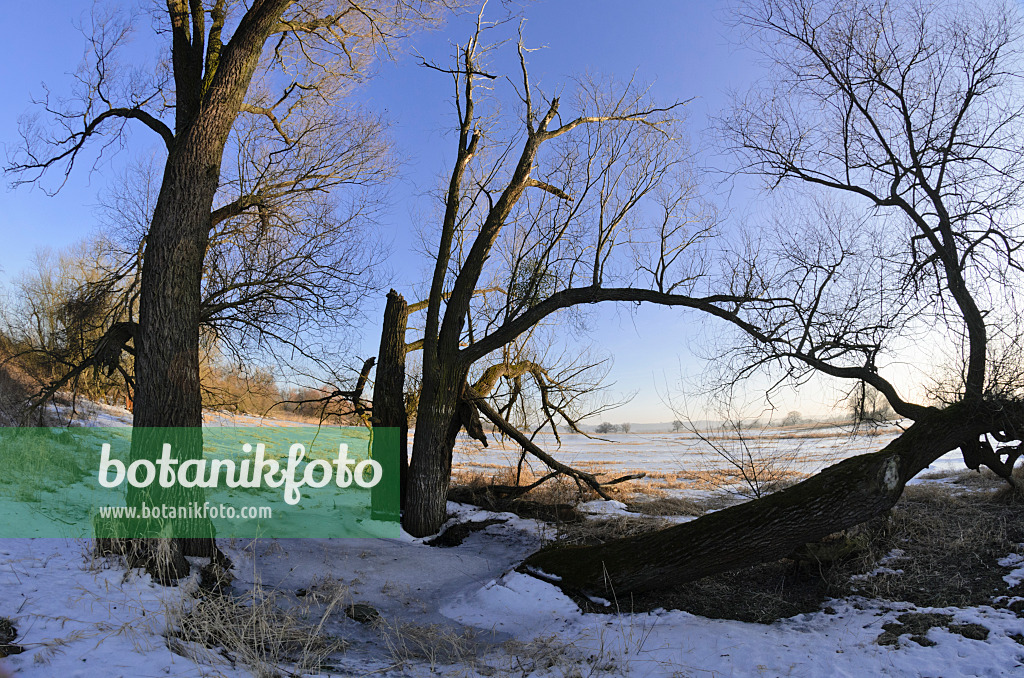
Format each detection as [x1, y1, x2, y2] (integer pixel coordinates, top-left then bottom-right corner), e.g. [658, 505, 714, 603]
[519, 0, 1024, 593]
[522, 399, 1022, 594]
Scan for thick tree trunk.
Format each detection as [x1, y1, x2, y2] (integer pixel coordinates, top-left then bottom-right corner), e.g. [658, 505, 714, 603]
[371, 290, 409, 517]
[404, 363, 467, 537]
[125, 140, 221, 562]
[115, 1, 289, 570]
[521, 404, 994, 594]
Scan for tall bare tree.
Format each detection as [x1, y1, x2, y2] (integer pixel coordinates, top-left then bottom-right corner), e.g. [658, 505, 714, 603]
[7, 0, 455, 568]
[523, 0, 1024, 594]
[401, 18, 734, 536]
[94, 127, 392, 385]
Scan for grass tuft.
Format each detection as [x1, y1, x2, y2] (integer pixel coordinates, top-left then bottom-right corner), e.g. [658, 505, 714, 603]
[166, 577, 347, 677]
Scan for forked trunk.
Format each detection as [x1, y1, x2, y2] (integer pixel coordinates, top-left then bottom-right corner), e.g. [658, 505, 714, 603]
[521, 405, 989, 594]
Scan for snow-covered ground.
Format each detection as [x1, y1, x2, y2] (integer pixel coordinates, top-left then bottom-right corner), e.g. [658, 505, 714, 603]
[3, 507, 1023, 677]
[1, 407, 1022, 677]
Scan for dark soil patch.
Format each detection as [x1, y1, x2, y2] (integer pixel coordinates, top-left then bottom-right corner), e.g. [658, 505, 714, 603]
[948, 623, 989, 641]
[344, 603, 381, 625]
[448, 485, 584, 524]
[1002, 599, 1024, 617]
[877, 613, 952, 647]
[0, 617, 24, 658]
[876, 613, 989, 647]
[426, 518, 506, 547]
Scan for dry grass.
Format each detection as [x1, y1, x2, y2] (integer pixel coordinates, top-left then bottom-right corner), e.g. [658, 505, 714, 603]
[448, 469, 591, 524]
[166, 577, 347, 677]
[922, 467, 1013, 490]
[827, 484, 1024, 608]
[627, 496, 707, 516]
[451, 463, 805, 507]
[552, 515, 674, 547]
[452, 467, 620, 504]
[995, 464, 1024, 502]
[372, 616, 483, 673]
[917, 465, 1022, 490]
[496, 633, 631, 677]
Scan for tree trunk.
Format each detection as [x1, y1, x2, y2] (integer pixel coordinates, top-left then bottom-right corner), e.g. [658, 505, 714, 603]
[404, 362, 467, 537]
[371, 289, 408, 517]
[125, 139, 222, 562]
[115, 1, 288, 569]
[521, 405, 990, 594]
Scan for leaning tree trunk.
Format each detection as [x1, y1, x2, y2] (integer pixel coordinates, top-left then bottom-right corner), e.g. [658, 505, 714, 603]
[521, 403, 995, 594]
[371, 290, 409, 515]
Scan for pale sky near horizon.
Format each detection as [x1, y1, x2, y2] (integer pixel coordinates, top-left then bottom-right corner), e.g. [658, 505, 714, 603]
[0, 1, 900, 424]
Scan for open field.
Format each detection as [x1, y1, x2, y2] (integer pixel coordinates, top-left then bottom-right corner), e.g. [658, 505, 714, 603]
[451, 424, 950, 498]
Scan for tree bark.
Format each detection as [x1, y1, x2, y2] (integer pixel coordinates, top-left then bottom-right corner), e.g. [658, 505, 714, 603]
[404, 362, 468, 536]
[126, 139, 221, 558]
[520, 404, 999, 594]
[371, 290, 409, 517]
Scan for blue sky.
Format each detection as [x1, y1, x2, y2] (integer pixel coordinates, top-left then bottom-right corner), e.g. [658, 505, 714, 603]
[0, 1, 853, 423]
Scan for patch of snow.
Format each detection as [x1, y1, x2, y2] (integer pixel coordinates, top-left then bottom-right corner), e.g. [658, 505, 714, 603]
[1001, 550, 1024, 587]
[851, 566, 904, 581]
[577, 499, 631, 515]
[851, 550, 908, 582]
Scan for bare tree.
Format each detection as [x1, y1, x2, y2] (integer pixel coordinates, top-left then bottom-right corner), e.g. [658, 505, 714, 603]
[847, 382, 894, 424]
[781, 410, 802, 427]
[93, 138, 392, 394]
[1, 242, 134, 418]
[6, 0, 456, 571]
[522, 0, 1024, 594]
[400, 16, 735, 536]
